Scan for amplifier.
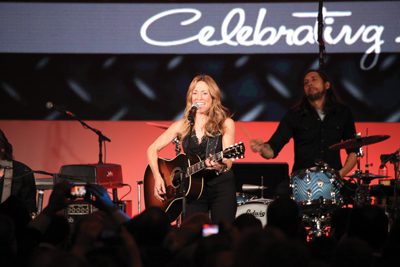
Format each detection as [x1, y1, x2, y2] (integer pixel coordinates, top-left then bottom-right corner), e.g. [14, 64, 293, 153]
[65, 200, 132, 225]
[58, 163, 123, 188]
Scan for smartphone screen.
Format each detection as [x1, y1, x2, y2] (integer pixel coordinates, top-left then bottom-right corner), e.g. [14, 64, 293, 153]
[202, 224, 219, 237]
[70, 185, 86, 197]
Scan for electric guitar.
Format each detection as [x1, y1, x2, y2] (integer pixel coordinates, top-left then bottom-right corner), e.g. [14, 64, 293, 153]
[143, 142, 245, 222]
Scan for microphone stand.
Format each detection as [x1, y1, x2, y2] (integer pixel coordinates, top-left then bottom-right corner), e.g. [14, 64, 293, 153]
[317, 0, 326, 70]
[181, 118, 194, 223]
[393, 160, 399, 223]
[69, 114, 111, 164]
[68, 114, 119, 202]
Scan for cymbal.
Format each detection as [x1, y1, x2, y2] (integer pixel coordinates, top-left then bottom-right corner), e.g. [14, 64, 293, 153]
[329, 135, 390, 150]
[345, 172, 389, 180]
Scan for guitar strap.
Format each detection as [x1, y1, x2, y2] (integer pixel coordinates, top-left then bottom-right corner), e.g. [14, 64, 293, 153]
[205, 134, 220, 157]
[0, 159, 13, 204]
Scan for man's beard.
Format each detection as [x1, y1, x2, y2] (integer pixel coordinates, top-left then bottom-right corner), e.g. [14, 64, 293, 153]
[306, 90, 326, 102]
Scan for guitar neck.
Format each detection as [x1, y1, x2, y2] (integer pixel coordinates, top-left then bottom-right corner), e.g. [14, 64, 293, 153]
[186, 151, 223, 176]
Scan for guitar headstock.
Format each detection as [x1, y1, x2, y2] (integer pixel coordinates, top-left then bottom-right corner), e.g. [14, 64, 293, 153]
[223, 142, 245, 160]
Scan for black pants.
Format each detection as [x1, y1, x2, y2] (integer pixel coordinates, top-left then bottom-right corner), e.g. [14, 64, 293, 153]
[185, 170, 237, 224]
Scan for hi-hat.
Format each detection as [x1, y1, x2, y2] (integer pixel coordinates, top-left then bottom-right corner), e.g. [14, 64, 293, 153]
[242, 184, 268, 191]
[329, 135, 390, 150]
[345, 172, 389, 180]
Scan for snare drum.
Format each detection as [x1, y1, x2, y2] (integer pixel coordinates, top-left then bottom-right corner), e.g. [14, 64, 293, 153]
[290, 167, 342, 208]
[235, 199, 273, 226]
[236, 192, 256, 206]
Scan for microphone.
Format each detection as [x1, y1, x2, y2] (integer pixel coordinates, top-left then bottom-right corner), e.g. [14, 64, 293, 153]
[380, 149, 400, 168]
[46, 101, 75, 117]
[188, 103, 200, 124]
[242, 184, 268, 191]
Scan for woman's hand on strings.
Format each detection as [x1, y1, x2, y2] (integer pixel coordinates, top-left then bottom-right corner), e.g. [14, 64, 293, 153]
[153, 174, 166, 202]
[205, 154, 226, 173]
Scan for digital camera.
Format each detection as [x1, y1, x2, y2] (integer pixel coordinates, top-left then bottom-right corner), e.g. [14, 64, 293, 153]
[69, 185, 87, 198]
[202, 224, 219, 237]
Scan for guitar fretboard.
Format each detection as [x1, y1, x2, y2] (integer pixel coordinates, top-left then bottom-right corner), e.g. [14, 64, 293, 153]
[186, 151, 223, 176]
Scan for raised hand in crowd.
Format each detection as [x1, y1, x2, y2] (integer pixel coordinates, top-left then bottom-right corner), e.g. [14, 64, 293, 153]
[84, 183, 131, 223]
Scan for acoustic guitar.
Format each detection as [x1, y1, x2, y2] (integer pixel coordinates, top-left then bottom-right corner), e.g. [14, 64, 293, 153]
[143, 142, 245, 222]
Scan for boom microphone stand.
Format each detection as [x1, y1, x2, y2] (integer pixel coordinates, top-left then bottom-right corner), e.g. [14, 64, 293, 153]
[66, 110, 119, 202]
[47, 102, 116, 201]
[180, 104, 198, 223]
[73, 116, 111, 165]
[317, 0, 326, 70]
[46, 102, 111, 164]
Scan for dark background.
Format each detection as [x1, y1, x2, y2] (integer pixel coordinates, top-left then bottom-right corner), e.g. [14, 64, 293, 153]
[1, 1, 399, 122]
[1, 53, 399, 122]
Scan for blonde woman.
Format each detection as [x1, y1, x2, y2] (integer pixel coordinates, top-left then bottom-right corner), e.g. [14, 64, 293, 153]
[147, 74, 237, 224]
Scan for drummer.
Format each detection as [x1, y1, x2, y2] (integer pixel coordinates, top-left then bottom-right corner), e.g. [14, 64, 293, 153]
[250, 69, 358, 181]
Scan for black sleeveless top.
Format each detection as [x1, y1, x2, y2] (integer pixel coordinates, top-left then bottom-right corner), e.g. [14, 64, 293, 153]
[182, 132, 233, 184]
[182, 132, 222, 160]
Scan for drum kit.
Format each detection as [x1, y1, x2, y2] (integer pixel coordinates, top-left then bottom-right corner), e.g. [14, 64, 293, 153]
[235, 176, 273, 227]
[237, 134, 399, 239]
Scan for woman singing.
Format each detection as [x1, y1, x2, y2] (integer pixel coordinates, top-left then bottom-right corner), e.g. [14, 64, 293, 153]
[147, 74, 236, 224]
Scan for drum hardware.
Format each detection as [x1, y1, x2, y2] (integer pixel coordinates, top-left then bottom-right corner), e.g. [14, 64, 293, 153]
[303, 213, 332, 241]
[345, 172, 389, 180]
[235, 199, 274, 227]
[345, 171, 389, 206]
[379, 149, 400, 223]
[290, 165, 342, 210]
[236, 192, 256, 206]
[236, 176, 274, 226]
[241, 175, 269, 199]
[242, 184, 268, 191]
[330, 133, 391, 208]
[329, 134, 390, 150]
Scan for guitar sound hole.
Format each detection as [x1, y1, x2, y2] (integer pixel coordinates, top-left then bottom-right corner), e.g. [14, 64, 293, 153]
[172, 170, 184, 188]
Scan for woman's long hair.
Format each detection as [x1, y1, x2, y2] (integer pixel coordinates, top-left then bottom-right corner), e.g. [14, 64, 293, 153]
[181, 74, 230, 138]
[0, 129, 13, 160]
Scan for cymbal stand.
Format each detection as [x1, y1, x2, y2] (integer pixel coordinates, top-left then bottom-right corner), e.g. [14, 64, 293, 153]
[389, 152, 400, 223]
[260, 175, 264, 199]
[353, 147, 371, 207]
[137, 180, 143, 214]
